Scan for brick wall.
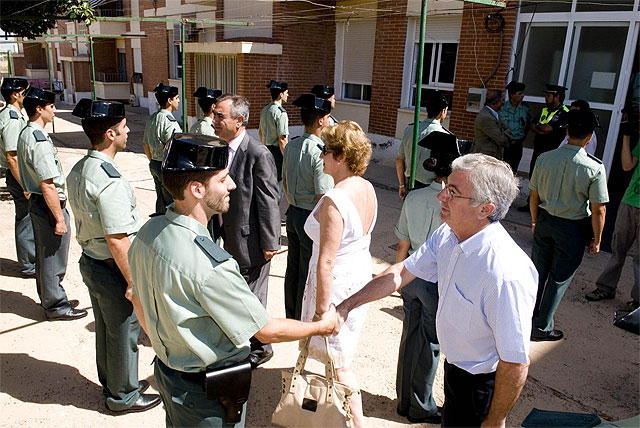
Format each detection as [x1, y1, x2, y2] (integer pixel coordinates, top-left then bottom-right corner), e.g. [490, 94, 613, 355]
[12, 55, 26, 76]
[92, 39, 118, 74]
[73, 61, 91, 92]
[368, 0, 408, 136]
[449, 2, 517, 140]
[23, 44, 47, 69]
[139, 0, 169, 94]
[185, 53, 196, 116]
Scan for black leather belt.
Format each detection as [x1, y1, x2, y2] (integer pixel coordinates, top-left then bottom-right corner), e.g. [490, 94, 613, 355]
[30, 193, 66, 209]
[289, 205, 312, 215]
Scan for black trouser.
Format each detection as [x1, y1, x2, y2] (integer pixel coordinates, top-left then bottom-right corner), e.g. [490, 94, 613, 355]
[505, 137, 525, 174]
[266, 145, 283, 182]
[28, 194, 71, 315]
[149, 159, 173, 214]
[284, 205, 313, 320]
[442, 361, 496, 427]
[6, 169, 36, 275]
[240, 262, 273, 358]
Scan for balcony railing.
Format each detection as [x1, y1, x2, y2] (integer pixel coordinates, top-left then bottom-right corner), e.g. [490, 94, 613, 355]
[26, 63, 47, 70]
[94, 8, 125, 17]
[95, 72, 128, 83]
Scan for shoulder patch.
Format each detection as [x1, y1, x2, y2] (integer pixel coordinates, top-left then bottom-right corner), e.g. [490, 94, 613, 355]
[166, 114, 177, 122]
[194, 235, 232, 263]
[587, 153, 603, 164]
[33, 129, 47, 142]
[278, 105, 287, 113]
[101, 162, 121, 178]
[9, 110, 19, 119]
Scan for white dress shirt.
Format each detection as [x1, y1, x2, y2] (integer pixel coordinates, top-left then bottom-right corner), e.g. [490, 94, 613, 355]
[227, 130, 245, 169]
[404, 221, 538, 374]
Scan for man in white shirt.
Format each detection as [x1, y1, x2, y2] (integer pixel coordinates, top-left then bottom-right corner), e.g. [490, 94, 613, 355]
[334, 154, 538, 427]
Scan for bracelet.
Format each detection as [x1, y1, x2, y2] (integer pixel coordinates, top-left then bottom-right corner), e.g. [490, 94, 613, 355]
[531, 222, 536, 225]
[399, 185, 405, 188]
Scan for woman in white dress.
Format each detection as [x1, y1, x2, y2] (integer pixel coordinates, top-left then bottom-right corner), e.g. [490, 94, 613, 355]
[301, 121, 377, 428]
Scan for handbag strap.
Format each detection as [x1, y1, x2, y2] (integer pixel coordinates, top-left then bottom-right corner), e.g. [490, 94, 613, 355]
[290, 337, 339, 400]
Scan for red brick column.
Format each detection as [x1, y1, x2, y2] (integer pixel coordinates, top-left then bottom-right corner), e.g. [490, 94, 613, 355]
[449, 2, 517, 140]
[139, 0, 169, 95]
[368, 0, 408, 136]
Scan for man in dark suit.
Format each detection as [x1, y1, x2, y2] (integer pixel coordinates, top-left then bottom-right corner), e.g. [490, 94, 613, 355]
[212, 94, 281, 367]
[472, 89, 511, 160]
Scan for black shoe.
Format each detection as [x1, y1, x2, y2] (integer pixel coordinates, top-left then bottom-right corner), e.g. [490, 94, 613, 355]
[531, 329, 564, 342]
[517, 204, 530, 213]
[585, 288, 615, 301]
[46, 307, 88, 321]
[249, 349, 274, 369]
[397, 407, 409, 417]
[407, 413, 442, 424]
[20, 271, 36, 278]
[112, 394, 161, 414]
[138, 379, 150, 394]
[68, 299, 80, 309]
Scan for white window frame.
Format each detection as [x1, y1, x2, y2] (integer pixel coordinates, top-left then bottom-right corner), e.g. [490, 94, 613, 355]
[408, 41, 458, 108]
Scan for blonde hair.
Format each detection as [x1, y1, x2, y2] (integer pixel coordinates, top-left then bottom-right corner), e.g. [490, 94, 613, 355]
[322, 121, 372, 176]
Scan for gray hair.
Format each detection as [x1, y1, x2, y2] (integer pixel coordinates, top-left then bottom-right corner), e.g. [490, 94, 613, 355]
[485, 89, 503, 106]
[217, 94, 250, 127]
[451, 153, 518, 222]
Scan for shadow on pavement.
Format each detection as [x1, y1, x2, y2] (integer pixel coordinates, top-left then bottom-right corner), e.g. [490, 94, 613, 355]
[0, 288, 42, 322]
[361, 389, 409, 424]
[0, 257, 29, 279]
[0, 353, 105, 412]
[379, 304, 403, 322]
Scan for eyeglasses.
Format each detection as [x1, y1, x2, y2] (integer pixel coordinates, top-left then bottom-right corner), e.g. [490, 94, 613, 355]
[317, 143, 334, 155]
[440, 182, 474, 201]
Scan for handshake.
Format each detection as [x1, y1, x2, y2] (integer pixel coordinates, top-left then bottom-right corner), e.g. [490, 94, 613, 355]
[313, 304, 349, 336]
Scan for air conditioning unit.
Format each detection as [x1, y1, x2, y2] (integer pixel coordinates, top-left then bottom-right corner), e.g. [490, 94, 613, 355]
[173, 23, 199, 42]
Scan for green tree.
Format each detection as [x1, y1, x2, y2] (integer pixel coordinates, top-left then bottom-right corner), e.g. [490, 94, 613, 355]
[0, 0, 95, 39]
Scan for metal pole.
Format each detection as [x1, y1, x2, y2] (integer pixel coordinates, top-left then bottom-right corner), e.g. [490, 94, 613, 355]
[181, 20, 187, 127]
[7, 51, 13, 76]
[94, 16, 251, 26]
[409, 0, 427, 190]
[46, 42, 55, 132]
[89, 34, 96, 100]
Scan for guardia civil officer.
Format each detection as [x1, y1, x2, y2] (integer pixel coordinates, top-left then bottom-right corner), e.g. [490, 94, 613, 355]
[142, 83, 182, 214]
[310, 85, 338, 126]
[17, 87, 87, 321]
[0, 77, 35, 277]
[282, 93, 334, 320]
[190, 86, 222, 136]
[128, 134, 336, 427]
[258, 79, 289, 183]
[530, 109, 609, 341]
[519, 84, 569, 212]
[66, 99, 161, 413]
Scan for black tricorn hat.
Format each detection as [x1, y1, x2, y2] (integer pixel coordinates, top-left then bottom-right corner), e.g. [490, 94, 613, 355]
[154, 83, 179, 98]
[543, 83, 567, 94]
[566, 109, 598, 134]
[418, 131, 460, 176]
[193, 87, 223, 101]
[162, 133, 229, 172]
[266, 80, 288, 91]
[292, 93, 332, 114]
[72, 98, 125, 119]
[310, 85, 334, 99]
[24, 86, 56, 104]
[506, 80, 525, 93]
[1, 77, 29, 91]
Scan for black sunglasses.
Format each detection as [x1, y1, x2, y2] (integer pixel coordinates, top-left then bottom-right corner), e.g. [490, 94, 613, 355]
[317, 143, 334, 155]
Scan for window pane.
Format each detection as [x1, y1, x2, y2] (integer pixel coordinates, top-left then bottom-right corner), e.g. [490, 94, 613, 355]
[420, 43, 434, 84]
[344, 83, 362, 100]
[517, 24, 567, 95]
[438, 43, 458, 84]
[568, 26, 627, 104]
[576, 0, 634, 11]
[591, 109, 612, 159]
[520, 0, 571, 13]
[363, 85, 372, 101]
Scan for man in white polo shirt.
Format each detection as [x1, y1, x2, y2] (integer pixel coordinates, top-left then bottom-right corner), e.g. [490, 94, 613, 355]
[334, 153, 538, 427]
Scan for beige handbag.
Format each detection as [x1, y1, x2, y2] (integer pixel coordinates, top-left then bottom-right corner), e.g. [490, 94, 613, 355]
[271, 337, 358, 428]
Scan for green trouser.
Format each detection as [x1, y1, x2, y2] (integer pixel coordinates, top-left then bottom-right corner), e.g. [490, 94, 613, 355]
[6, 170, 36, 276]
[155, 358, 246, 428]
[531, 210, 586, 335]
[149, 159, 173, 214]
[79, 254, 142, 411]
[284, 205, 313, 320]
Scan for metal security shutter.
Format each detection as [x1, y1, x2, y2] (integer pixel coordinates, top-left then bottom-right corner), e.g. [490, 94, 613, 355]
[342, 18, 376, 84]
[195, 53, 237, 94]
[415, 15, 462, 42]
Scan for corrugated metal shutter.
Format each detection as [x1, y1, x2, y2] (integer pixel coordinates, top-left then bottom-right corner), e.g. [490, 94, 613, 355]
[194, 54, 237, 117]
[342, 18, 376, 84]
[414, 15, 462, 42]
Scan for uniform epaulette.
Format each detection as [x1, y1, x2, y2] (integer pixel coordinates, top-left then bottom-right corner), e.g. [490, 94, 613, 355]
[587, 153, 603, 164]
[9, 110, 19, 119]
[149, 212, 164, 218]
[33, 129, 47, 142]
[278, 105, 287, 113]
[291, 135, 301, 140]
[194, 235, 232, 263]
[166, 114, 177, 122]
[101, 162, 121, 178]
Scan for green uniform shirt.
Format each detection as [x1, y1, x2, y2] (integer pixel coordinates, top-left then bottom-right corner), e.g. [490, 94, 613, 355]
[17, 121, 66, 198]
[128, 206, 270, 372]
[282, 132, 334, 210]
[259, 102, 288, 146]
[0, 104, 27, 168]
[394, 183, 443, 255]
[398, 119, 447, 185]
[142, 109, 182, 161]
[67, 150, 143, 260]
[189, 116, 216, 137]
[530, 144, 609, 220]
[498, 101, 530, 141]
[327, 115, 338, 127]
[622, 142, 640, 208]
